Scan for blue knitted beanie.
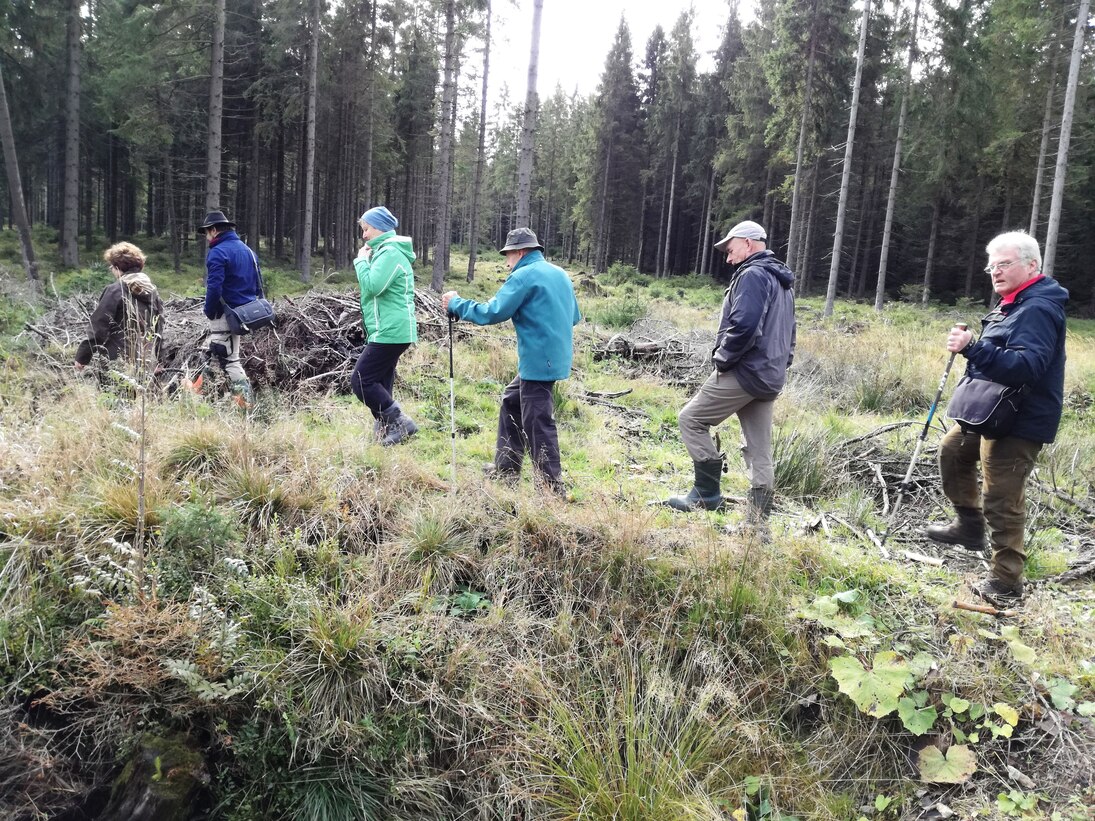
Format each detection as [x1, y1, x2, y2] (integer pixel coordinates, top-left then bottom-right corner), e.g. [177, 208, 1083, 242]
[359, 206, 398, 232]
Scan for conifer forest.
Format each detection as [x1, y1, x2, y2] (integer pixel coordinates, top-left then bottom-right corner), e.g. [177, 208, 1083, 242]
[1, 0, 1093, 308]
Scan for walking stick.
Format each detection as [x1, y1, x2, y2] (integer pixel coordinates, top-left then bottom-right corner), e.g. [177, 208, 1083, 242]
[448, 314, 457, 488]
[878, 323, 967, 547]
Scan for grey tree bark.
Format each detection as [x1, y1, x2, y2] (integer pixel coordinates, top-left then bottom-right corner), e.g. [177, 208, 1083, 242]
[786, 8, 818, 274]
[205, 0, 225, 212]
[1041, 0, 1089, 278]
[431, 0, 459, 292]
[298, 0, 320, 282]
[0, 62, 39, 284]
[467, 0, 491, 282]
[61, 0, 81, 267]
[823, 0, 871, 317]
[515, 0, 543, 227]
[1028, 8, 1064, 237]
[874, 0, 920, 311]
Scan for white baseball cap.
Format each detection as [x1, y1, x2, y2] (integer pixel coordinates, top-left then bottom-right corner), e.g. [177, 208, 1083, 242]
[714, 220, 767, 249]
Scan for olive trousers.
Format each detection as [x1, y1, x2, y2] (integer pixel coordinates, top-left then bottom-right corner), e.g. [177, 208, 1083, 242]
[938, 425, 1042, 586]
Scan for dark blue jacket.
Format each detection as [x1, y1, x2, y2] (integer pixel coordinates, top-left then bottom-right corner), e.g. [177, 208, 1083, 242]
[712, 250, 797, 400]
[962, 277, 1068, 444]
[204, 230, 262, 320]
[448, 250, 581, 381]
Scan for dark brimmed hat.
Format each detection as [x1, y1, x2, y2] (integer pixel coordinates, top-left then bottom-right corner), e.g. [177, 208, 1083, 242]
[499, 227, 544, 253]
[714, 219, 767, 250]
[199, 210, 235, 230]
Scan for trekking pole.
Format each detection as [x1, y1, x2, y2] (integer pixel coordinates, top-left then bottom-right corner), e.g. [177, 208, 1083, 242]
[448, 313, 457, 488]
[878, 323, 968, 548]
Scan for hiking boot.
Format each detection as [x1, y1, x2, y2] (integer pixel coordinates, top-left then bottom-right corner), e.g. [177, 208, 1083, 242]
[230, 379, 253, 410]
[378, 404, 418, 446]
[664, 459, 724, 511]
[724, 487, 775, 542]
[482, 462, 520, 486]
[925, 507, 987, 552]
[970, 577, 1023, 608]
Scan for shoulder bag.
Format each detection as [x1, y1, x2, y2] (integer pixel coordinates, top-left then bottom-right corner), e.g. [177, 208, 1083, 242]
[946, 375, 1027, 438]
[223, 247, 275, 335]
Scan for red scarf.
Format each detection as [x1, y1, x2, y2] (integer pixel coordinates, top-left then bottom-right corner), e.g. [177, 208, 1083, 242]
[1000, 274, 1043, 306]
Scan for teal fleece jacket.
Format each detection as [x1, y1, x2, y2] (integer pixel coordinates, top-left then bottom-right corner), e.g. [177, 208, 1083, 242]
[448, 250, 581, 381]
[353, 231, 418, 343]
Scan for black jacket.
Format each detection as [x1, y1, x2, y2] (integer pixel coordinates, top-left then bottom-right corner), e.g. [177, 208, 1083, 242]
[712, 250, 797, 400]
[962, 276, 1068, 444]
[75, 273, 165, 366]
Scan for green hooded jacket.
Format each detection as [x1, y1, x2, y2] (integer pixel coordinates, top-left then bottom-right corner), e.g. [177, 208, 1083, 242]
[353, 231, 418, 343]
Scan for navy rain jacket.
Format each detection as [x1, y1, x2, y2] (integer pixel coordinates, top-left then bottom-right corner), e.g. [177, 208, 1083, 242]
[203, 230, 262, 320]
[712, 249, 797, 400]
[962, 276, 1068, 444]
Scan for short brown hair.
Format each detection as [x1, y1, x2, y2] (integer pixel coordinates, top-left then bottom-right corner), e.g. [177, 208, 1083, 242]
[103, 242, 146, 274]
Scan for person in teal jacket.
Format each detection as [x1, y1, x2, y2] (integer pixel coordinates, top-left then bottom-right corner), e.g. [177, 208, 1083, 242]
[352, 206, 419, 445]
[442, 228, 581, 493]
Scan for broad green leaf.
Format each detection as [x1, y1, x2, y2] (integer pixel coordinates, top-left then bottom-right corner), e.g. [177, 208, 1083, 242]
[918, 744, 978, 784]
[977, 628, 1000, 640]
[983, 721, 1013, 739]
[1000, 626, 1021, 641]
[1076, 702, 1095, 717]
[968, 703, 985, 721]
[1008, 640, 1036, 665]
[830, 652, 912, 718]
[949, 697, 971, 714]
[833, 589, 861, 604]
[874, 794, 893, 812]
[799, 596, 839, 620]
[744, 775, 762, 797]
[908, 652, 937, 679]
[993, 703, 1019, 727]
[821, 635, 847, 649]
[898, 697, 938, 735]
[1047, 678, 1077, 711]
[967, 732, 979, 744]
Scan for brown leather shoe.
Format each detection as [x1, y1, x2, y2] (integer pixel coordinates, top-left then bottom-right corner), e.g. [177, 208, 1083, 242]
[925, 507, 988, 552]
[970, 577, 1023, 607]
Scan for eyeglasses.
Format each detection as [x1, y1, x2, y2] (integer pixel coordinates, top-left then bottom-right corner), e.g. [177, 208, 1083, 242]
[984, 259, 1021, 274]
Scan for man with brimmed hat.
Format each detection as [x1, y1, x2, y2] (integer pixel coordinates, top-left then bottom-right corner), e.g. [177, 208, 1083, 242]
[199, 209, 262, 406]
[441, 227, 581, 495]
[664, 219, 796, 531]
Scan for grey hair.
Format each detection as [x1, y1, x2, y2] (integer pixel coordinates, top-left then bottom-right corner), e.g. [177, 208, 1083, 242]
[986, 230, 1041, 270]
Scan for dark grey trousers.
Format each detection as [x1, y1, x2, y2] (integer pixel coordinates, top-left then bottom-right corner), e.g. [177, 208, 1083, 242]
[496, 376, 562, 487]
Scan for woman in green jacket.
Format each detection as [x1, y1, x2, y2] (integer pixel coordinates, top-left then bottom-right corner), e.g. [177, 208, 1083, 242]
[351, 206, 419, 445]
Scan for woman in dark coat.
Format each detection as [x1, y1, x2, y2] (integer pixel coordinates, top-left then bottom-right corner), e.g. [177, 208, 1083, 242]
[74, 242, 164, 372]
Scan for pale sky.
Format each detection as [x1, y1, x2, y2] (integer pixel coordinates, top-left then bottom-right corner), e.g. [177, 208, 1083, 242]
[481, 0, 750, 107]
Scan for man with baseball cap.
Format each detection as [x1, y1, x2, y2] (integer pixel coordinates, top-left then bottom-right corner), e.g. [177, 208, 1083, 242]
[664, 219, 796, 533]
[198, 209, 262, 407]
[442, 228, 581, 495]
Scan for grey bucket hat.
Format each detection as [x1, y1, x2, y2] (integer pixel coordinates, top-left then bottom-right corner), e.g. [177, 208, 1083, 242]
[499, 227, 544, 253]
[714, 219, 767, 250]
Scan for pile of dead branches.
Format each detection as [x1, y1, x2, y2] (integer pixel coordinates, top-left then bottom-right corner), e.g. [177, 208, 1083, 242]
[594, 318, 712, 386]
[21, 289, 454, 395]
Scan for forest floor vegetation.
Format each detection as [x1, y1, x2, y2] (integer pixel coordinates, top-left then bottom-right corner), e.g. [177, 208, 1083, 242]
[1, 249, 1094, 820]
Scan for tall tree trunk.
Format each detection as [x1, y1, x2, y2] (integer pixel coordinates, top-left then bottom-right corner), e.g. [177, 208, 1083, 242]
[660, 110, 682, 278]
[963, 178, 985, 297]
[799, 161, 819, 293]
[274, 121, 285, 260]
[699, 165, 716, 275]
[61, 0, 81, 267]
[362, 0, 377, 208]
[1042, 0, 1089, 278]
[0, 63, 39, 284]
[823, 0, 871, 316]
[205, 0, 225, 211]
[431, 0, 459, 292]
[165, 150, 181, 273]
[921, 195, 941, 304]
[594, 142, 612, 273]
[467, 0, 491, 282]
[515, 0, 543, 227]
[786, 0, 819, 273]
[875, 0, 920, 311]
[298, 0, 321, 281]
[1029, 9, 1064, 237]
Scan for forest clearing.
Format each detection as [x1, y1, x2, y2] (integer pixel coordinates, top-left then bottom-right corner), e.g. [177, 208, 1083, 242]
[1, 242, 1094, 819]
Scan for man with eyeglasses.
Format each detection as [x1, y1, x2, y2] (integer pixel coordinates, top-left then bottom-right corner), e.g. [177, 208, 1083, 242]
[926, 230, 1068, 607]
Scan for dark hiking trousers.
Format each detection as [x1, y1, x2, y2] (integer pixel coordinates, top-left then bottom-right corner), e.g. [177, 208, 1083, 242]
[495, 376, 562, 488]
[351, 342, 411, 418]
[939, 425, 1042, 587]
